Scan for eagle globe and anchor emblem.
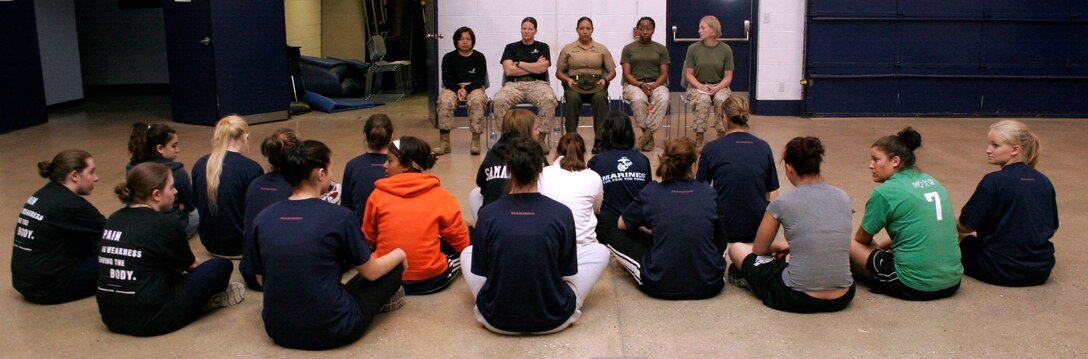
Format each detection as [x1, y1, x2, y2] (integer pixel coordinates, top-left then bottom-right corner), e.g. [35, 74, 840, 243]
[617, 157, 632, 172]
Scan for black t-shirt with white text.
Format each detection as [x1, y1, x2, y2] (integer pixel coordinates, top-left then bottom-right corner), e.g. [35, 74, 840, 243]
[12, 182, 105, 301]
[588, 149, 651, 217]
[97, 207, 195, 336]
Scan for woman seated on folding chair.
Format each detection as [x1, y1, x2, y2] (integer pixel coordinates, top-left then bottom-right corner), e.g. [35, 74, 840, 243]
[556, 17, 617, 155]
[436, 26, 488, 155]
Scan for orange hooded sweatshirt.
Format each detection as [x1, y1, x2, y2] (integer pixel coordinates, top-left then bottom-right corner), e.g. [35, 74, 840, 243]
[362, 172, 469, 281]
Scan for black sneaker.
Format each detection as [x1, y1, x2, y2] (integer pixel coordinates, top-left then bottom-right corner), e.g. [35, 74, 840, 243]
[380, 286, 406, 313]
[727, 264, 748, 289]
[591, 140, 601, 154]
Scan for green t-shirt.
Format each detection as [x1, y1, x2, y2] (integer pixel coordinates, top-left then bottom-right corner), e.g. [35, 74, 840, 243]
[621, 40, 670, 84]
[861, 169, 963, 291]
[683, 41, 733, 84]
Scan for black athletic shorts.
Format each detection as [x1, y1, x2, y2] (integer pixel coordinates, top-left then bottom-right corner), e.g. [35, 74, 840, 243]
[865, 249, 959, 301]
[741, 254, 854, 313]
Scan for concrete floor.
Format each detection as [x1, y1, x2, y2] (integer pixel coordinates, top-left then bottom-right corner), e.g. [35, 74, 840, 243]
[2, 89, 1086, 357]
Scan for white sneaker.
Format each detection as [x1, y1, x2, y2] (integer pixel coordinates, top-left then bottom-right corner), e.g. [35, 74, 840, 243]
[204, 282, 246, 311]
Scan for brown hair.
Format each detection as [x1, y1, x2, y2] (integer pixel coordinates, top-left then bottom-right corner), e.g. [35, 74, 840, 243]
[502, 109, 537, 138]
[700, 16, 722, 38]
[115, 162, 171, 204]
[555, 133, 587, 171]
[388, 136, 437, 173]
[364, 114, 394, 151]
[128, 122, 176, 163]
[873, 126, 923, 170]
[261, 128, 300, 172]
[38, 150, 92, 183]
[656, 138, 698, 182]
[783, 137, 824, 177]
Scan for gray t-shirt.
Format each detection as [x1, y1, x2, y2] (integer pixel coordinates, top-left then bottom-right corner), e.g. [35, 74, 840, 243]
[766, 183, 854, 291]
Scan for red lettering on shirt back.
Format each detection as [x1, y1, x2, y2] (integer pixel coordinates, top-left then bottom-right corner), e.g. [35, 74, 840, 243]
[279, 216, 303, 221]
[511, 211, 536, 216]
[1021, 178, 1036, 181]
[671, 190, 694, 194]
[735, 141, 754, 144]
[259, 187, 279, 191]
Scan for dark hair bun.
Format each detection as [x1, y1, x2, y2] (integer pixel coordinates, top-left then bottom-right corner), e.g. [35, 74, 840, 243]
[114, 183, 133, 202]
[37, 161, 52, 179]
[897, 126, 922, 152]
[802, 137, 825, 158]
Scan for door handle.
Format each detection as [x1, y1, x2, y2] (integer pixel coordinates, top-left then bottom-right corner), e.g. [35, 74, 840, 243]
[672, 20, 750, 43]
[200, 37, 211, 46]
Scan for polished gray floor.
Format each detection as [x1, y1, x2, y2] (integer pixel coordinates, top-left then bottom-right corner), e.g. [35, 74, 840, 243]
[2, 90, 1086, 357]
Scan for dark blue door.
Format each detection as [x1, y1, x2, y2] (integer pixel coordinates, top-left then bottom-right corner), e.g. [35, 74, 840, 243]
[803, 0, 1088, 117]
[164, 0, 289, 125]
[163, 0, 218, 125]
[666, 1, 754, 92]
[0, 0, 47, 133]
[210, 0, 289, 123]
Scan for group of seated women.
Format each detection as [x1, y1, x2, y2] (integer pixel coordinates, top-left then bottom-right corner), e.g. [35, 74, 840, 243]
[11, 97, 1057, 348]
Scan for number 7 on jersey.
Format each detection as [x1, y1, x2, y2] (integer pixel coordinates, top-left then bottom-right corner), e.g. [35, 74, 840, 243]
[924, 191, 943, 221]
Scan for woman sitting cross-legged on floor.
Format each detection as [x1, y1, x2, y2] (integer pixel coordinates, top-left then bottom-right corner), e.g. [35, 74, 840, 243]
[610, 137, 728, 300]
[726, 137, 855, 313]
[363, 136, 470, 295]
[246, 140, 407, 350]
[461, 136, 610, 335]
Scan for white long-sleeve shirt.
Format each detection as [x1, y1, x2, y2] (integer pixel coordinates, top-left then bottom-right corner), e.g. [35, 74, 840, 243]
[538, 156, 604, 246]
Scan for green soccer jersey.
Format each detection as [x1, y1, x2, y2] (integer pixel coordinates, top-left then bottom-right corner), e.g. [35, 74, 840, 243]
[861, 169, 963, 291]
[683, 41, 734, 84]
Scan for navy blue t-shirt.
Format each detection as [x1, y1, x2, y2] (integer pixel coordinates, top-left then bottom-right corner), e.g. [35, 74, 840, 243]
[960, 162, 1058, 280]
[246, 198, 372, 350]
[696, 132, 779, 241]
[341, 153, 388, 221]
[473, 193, 577, 332]
[126, 158, 194, 214]
[621, 179, 726, 299]
[588, 149, 651, 217]
[192, 152, 263, 256]
[240, 172, 293, 280]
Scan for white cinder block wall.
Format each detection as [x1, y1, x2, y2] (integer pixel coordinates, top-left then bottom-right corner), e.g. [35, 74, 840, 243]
[756, 0, 805, 101]
[438, 0, 668, 100]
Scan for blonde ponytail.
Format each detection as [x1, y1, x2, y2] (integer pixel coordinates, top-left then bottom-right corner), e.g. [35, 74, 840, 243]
[206, 115, 249, 214]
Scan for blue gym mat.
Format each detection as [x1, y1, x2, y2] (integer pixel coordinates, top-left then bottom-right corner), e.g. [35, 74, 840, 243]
[303, 91, 384, 113]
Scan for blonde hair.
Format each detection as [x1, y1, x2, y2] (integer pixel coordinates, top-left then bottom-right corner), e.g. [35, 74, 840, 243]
[205, 115, 249, 214]
[990, 120, 1041, 168]
[720, 96, 750, 129]
[700, 16, 722, 39]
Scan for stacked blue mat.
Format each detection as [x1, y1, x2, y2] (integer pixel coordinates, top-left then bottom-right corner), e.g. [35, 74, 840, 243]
[303, 91, 384, 113]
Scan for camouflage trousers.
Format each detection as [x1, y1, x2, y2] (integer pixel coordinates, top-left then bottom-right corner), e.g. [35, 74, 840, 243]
[492, 80, 557, 135]
[686, 87, 732, 133]
[622, 84, 670, 131]
[437, 88, 487, 133]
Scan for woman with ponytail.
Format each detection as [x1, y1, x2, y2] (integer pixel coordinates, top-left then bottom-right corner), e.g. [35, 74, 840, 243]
[957, 120, 1057, 286]
[191, 115, 263, 258]
[363, 136, 470, 295]
[247, 140, 407, 350]
[240, 128, 300, 290]
[342, 114, 395, 221]
[539, 133, 604, 246]
[12, 150, 105, 304]
[850, 127, 962, 300]
[127, 122, 198, 238]
[461, 136, 610, 334]
[696, 96, 779, 244]
[726, 137, 855, 313]
[97, 162, 244, 337]
[612, 138, 727, 299]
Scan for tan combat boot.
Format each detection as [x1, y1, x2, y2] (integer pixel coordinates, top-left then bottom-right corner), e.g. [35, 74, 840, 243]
[717, 129, 728, 138]
[438, 131, 451, 155]
[637, 129, 655, 151]
[695, 132, 705, 152]
[537, 132, 550, 154]
[470, 133, 481, 155]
